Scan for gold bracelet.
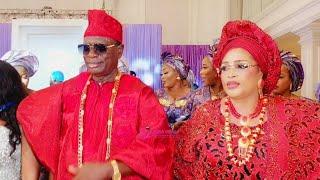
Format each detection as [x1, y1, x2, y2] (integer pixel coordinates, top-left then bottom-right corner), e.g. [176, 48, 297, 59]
[111, 160, 121, 180]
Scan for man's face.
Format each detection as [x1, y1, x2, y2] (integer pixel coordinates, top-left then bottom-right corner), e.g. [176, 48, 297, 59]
[82, 36, 123, 77]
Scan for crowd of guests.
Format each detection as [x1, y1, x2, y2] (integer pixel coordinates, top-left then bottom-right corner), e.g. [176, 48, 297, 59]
[0, 9, 320, 180]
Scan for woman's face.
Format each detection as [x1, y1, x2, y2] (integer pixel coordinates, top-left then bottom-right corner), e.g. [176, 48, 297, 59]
[200, 56, 218, 86]
[220, 48, 263, 99]
[161, 64, 180, 88]
[272, 64, 291, 96]
[14, 65, 29, 87]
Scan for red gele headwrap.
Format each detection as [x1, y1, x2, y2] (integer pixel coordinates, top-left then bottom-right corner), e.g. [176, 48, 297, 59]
[213, 20, 281, 94]
[84, 9, 122, 43]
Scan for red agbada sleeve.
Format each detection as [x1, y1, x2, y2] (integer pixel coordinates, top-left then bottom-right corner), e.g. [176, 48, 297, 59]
[17, 84, 64, 174]
[112, 86, 175, 179]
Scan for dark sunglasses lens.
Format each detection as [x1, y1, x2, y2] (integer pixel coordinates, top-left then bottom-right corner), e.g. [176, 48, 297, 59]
[78, 44, 90, 55]
[94, 44, 107, 54]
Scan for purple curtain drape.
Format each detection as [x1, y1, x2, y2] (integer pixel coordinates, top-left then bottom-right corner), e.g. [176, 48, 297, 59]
[0, 23, 11, 58]
[123, 24, 162, 89]
[161, 45, 209, 87]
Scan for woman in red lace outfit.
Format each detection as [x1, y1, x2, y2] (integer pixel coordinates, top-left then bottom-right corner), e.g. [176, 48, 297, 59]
[174, 20, 320, 179]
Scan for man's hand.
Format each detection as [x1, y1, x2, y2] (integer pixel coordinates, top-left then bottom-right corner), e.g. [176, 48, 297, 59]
[68, 162, 113, 180]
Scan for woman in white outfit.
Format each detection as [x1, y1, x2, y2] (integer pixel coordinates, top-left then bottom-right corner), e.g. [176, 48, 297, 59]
[0, 61, 27, 180]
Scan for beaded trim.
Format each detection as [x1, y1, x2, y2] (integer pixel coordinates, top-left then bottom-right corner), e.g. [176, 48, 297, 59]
[77, 72, 122, 167]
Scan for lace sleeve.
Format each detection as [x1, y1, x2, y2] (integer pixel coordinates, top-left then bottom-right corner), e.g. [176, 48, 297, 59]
[174, 101, 220, 179]
[282, 99, 320, 179]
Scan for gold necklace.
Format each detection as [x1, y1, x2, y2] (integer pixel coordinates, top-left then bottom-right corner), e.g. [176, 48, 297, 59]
[222, 97, 268, 166]
[78, 72, 122, 167]
[158, 98, 187, 107]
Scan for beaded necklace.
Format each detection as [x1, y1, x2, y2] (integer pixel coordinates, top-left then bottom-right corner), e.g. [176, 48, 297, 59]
[77, 72, 122, 167]
[222, 97, 268, 166]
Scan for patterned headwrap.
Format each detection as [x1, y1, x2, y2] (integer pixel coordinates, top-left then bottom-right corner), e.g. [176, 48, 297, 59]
[207, 38, 220, 59]
[50, 71, 64, 83]
[213, 20, 281, 94]
[0, 50, 39, 77]
[118, 56, 130, 74]
[161, 52, 195, 86]
[280, 50, 304, 92]
[315, 83, 320, 101]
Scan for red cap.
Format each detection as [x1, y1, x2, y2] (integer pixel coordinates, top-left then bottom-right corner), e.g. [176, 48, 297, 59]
[213, 20, 281, 94]
[84, 9, 122, 43]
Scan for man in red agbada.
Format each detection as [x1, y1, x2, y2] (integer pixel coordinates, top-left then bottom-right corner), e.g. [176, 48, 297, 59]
[17, 9, 174, 180]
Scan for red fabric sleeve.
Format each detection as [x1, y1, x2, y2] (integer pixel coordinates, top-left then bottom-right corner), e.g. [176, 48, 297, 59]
[282, 99, 320, 178]
[173, 102, 218, 179]
[17, 84, 63, 174]
[112, 87, 174, 179]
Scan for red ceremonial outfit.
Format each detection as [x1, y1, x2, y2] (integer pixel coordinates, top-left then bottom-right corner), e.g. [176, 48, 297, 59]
[174, 96, 320, 179]
[17, 73, 174, 179]
[174, 20, 320, 179]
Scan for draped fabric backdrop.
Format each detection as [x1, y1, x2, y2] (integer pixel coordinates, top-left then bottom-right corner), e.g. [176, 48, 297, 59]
[161, 45, 209, 87]
[123, 24, 162, 90]
[0, 23, 11, 58]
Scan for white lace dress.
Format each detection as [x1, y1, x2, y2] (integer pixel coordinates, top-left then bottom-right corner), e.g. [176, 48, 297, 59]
[0, 126, 21, 180]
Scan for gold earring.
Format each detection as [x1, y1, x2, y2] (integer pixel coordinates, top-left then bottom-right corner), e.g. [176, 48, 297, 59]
[176, 76, 181, 80]
[258, 79, 264, 98]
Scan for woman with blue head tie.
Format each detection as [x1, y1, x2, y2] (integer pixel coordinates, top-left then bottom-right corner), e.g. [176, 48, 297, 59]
[272, 50, 305, 99]
[156, 52, 195, 130]
[1, 50, 39, 94]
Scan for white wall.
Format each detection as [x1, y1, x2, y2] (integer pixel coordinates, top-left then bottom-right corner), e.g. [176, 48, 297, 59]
[230, 0, 242, 20]
[0, 0, 92, 9]
[114, 0, 146, 24]
[194, 0, 229, 44]
[242, 0, 276, 20]
[146, 0, 189, 44]
[0, 0, 231, 45]
[115, 0, 230, 44]
[11, 19, 87, 90]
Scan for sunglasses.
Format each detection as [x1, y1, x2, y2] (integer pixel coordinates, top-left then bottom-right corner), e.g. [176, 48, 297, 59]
[78, 43, 118, 56]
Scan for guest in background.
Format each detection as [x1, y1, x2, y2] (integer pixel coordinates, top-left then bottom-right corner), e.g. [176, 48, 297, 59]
[118, 56, 130, 74]
[192, 38, 225, 110]
[0, 50, 39, 94]
[272, 50, 304, 98]
[49, 70, 65, 86]
[156, 52, 195, 130]
[316, 82, 320, 102]
[0, 61, 27, 180]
